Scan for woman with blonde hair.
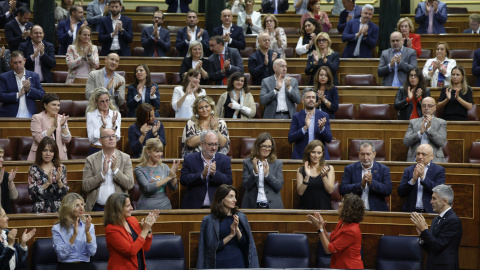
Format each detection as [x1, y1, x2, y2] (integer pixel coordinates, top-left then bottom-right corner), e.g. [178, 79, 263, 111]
[86, 87, 121, 155]
[52, 193, 96, 270]
[66, 25, 99, 84]
[397, 17, 421, 58]
[134, 138, 179, 210]
[181, 95, 230, 157]
[216, 72, 256, 119]
[256, 14, 287, 58]
[179, 41, 210, 85]
[305, 32, 340, 85]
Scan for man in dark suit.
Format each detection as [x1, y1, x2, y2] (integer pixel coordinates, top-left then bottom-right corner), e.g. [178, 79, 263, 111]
[398, 143, 445, 213]
[377, 31, 417, 86]
[415, 0, 447, 34]
[337, 0, 361, 33]
[207, 35, 243, 85]
[175, 10, 209, 57]
[166, 0, 191, 13]
[341, 4, 379, 58]
[411, 184, 462, 270]
[180, 130, 233, 209]
[0, 47, 11, 74]
[57, 5, 87, 55]
[18, 25, 56, 83]
[339, 140, 392, 211]
[5, 6, 32, 52]
[248, 32, 278, 86]
[261, 0, 289, 14]
[473, 48, 480, 87]
[463, 13, 480, 34]
[141, 11, 170, 57]
[288, 88, 332, 159]
[0, 50, 45, 117]
[0, 0, 27, 28]
[212, 9, 246, 51]
[98, 0, 132, 56]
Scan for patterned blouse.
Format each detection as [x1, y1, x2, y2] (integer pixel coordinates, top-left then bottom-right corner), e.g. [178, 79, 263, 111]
[65, 44, 100, 83]
[181, 119, 230, 157]
[256, 28, 287, 58]
[28, 164, 69, 213]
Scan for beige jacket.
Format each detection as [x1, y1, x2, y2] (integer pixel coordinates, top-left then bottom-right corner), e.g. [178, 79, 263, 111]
[216, 91, 256, 119]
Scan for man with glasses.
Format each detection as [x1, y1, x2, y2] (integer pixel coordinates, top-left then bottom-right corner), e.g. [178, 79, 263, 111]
[82, 128, 134, 211]
[180, 130, 233, 209]
[463, 13, 480, 34]
[141, 11, 170, 57]
[377, 31, 417, 86]
[404, 97, 447, 162]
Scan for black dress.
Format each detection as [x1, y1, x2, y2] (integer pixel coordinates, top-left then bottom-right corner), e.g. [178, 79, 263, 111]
[438, 86, 474, 121]
[128, 223, 146, 270]
[216, 215, 248, 268]
[298, 166, 332, 210]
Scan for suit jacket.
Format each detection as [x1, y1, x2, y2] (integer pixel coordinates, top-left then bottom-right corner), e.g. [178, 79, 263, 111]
[0, 1, 26, 28]
[0, 49, 11, 74]
[305, 52, 340, 86]
[165, 0, 191, 13]
[328, 220, 363, 269]
[87, 0, 110, 32]
[175, 26, 210, 57]
[288, 109, 333, 159]
[82, 149, 134, 211]
[463, 28, 479, 34]
[241, 158, 284, 209]
[403, 116, 446, 162]
[28, 111, 72, 161]
[473, 48, 480, 87]
[420, 208, 462, 270]
[398, 162, 445, 213]
[261, 0, 289, 14]
[105, 216, 152, 270]
[0, 70, 44, 117]
[5, 19, 33, 52]
[377, 47, 418, 86]
[127, 121, 166, 158]
[339, 161, 392, 211]
[337, 5, 362, 33]
[207, 47, 244, 85]
[248, 49, 277, 86]
[394, 87, 431, 120]
[179, 152, 233, 209]
[260, 75, 301, 119]
[126, 83, 160, 117]
[178, 56, 211, 85]
[141, 26, 170, 57]
[415, 1, 447, 34]
[212, 24, 246, 51]
[98, 15, 133, 56]
[18, 40, 56, 83]
[341, 19, 379, 58]
[85, 68, 126, 111]
[0, 230, 28, 270]
[57, 18, 83, 55]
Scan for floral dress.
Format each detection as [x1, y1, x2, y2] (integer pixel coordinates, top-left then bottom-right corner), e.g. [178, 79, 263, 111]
[181, 119, 230, 157]
[28, 164, 69, 213]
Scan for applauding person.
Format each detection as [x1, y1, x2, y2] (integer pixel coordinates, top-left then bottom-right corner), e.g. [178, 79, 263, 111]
[436, 66, 473, 121]
[0, 148, 18, 214]
[127, 64, 160, 117]
[422, 42, 456, 88]
[172, 69, 206, 118]
[394, 67, 431, 120]
[179, 41, 210, 85]
[305, 33, 340, 86]
[216, 72, 256, 119]
[257, 15, 287, 58]
[66, 26, 100, 84]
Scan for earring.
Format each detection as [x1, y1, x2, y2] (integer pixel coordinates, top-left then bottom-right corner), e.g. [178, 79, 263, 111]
[211, 111, 214, 115]
[195, 114, 199, 118]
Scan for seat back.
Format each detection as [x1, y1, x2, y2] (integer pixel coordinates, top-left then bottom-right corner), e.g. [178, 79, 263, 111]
[129, 182, 141, 210]
[145, 235, 186, 270]
[326, 140, 341, 160]
[283, 27, 299, 35]
[331, 182, 341, 209]
[345, 74, 375, 86]
[316, 239, 332, 268]
[447, 7, 468, 14]
[357, 104, 392, 120]
[91, 236, 109, 270]
[133, 47, 144, 56]
[151, 72, 167, 85]
[58, 100, 74, 116]
[16, 137, 33, 160]
[284, 47, 294, 58]
[442, 141, 450, 163]
[467, 104, 478, 121]
[288, 74, 302, 85]
[12, 183, 33, 213]
[135, 6, 159, 12]
[117, 71, 126, 78]
[450, 49, 474, 59]
[335, 103, 355, 119]
[244, 73, 252, 85]
[31, 238, 57, 270]
[240, 47, 254, 57]
[419, 49, 432, 59]
[167, 26, 183, 33]
[73, 100, 89, 117]
[348, 139, 386, 161]
[0, 138, 17, 160]
[137, 23, 152, 32]
[469, 142, 480, 163]
[68, 137, 91, 160]
[240, 138, 256, 158]
[254, 103, 262, 118]
[377, 236, 423, 270]
[263, 233, 310, 268]
[52, 71, 68, 83]
[171, 72, 182, 85]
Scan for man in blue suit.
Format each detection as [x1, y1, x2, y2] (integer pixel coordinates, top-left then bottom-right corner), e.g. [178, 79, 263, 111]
[0, 0, 27, 28]
[398, 144, 445, 213]
[341, 4, 378, 58]
[212, 9, 246, 51]
[18, 25, 56, 83]
[98, 0, 132, 56]
[261, 0, 289, 14]
[339, 140, 392, 211]
[4, 7, 32, 52]
[57, 5, 87, 55]
[288, 88, 332, 160]
[415, 0, 447, 34]
[166, 0, 191, 13]
[175, 11, 209, 57]
[463, 13, 480, 34]
[337, 0, 362, 33]
[141, 11, 170, 57]
[0, 50, 45, 117]
[473, 48, 480, 87]
[207, 35, 244, 85]
[180, 130, 233, 209]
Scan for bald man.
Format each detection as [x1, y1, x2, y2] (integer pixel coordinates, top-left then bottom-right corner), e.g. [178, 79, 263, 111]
[212, 9, 246, 51]
[398, 143, 445, 213]
[248, 32, 278, 85]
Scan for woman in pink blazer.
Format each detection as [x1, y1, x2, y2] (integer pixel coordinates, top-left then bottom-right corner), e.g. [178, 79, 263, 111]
[28, 93, 71, 161]
[66, 25, 99, 84]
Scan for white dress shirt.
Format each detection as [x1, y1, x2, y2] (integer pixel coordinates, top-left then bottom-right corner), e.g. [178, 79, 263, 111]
[361, 163, 373, 210]
[274, 76, 291, 112]
[171, 86, 206, 118]
[110, 15, 121, 50]
[409, 162, 431, 209]
[97, 150, 119, 205]
[15, 70, 30, 118]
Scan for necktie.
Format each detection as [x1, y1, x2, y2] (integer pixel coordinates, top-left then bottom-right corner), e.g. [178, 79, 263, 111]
[154, 37, 158, 57]
[427, 6, 434, 34]
[220, 54, 227, 85]
[354, 33, 363, 57]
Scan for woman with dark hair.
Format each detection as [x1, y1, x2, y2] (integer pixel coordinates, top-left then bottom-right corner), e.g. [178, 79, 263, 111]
[242, 133, 284, 209]
[305, 33, 340, 86]
[300, 0, 332, 32]
[313, 66, 339, 119]
[28, 137, 69, 213]
[216, 72, 256, 119]
[437, 65, 474, 121]
[197, 184, 259, 269]
[296, 18, 321, 57]
[127, 64, 160, 117]
[172, 69, 206, 119]
[394, 67, 431, 120]
[0, 148, 18, 214]
[28, 93, 71, 161]
[179, 41, 210, 85]
[237, 0, 262, 35]
[423, 42, 456, 88]
[52, 193, 96, 270]
[297, 140, 334, 209]
[128, 103, 166, 158]
[307, 193, 365, 269]
[104, 193, 159, 270]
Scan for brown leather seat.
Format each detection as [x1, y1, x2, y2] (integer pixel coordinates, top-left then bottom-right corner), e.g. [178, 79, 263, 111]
[344, 74, 375, 86]
[326, 140, 341, 160]
[447, 7, 468, 14]
[68, 137, 91, 160]
[244, 73, 252, 85]
[135, 6, 159, 12]
[467, 104, 478, 121]
[331, 182, 341, 210]
[240, 47, 254, 57]
[419, 49, 432, 59]
[167, 26, 183, 33]
[137, 23, 152, 32]
[168, 47, 179, 57]
[0, 138, 17, 160]
[348, 139, 386, 161]
[450, 49, 474, 59]
[288, 74, 302, 86]
[254, 103, 262, 118]
[328, 28, 339, 35]
[129, 182, 142, 210]
[468, 142, 480, 163]
[171, 72, 182, 85]
[117, 71, 126, 78]
[151, 72, 167, 85]
[283, 27, 299, 35]
[52, 71, 68, 83]
[335, 103, 355, 119]
[240, 138, 256, 158]
[284, 47, 294, 58]
[16, 137, 33, 161]
[58, 100, 74, 116]
[12, 183, 33, 213]
[442, 141, 450, 163]
[133, 47, 144, 56]
[356, 104, 392, 120]
[73, 100, 89, 117]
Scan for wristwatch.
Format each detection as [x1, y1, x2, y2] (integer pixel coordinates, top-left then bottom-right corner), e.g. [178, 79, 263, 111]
[318, 229, 324, 233]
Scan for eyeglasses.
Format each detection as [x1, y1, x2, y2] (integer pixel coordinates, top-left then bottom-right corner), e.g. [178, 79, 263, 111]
[317, 39, 328, 43]
[203, 142, 220, 148]
[101, 135, 117, 140]
[154, 17, 163, 20]
[421, 104, 435, 109]
[260, 144, 272, 149]
[409, 74, 418, 78]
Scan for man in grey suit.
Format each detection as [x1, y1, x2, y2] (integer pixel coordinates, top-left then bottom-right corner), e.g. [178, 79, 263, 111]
[207, 35, 243, 85]
[404, 97, 447, 163]
[377, 31, 417, 87]
[260, 59, 301, 119]
[85, 53, 125, 111]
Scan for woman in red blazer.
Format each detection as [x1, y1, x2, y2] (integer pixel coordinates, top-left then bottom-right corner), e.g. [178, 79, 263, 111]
[104, 193, 159, 270]
[307, 193, 365, 269]
[397, 17, 422, 58]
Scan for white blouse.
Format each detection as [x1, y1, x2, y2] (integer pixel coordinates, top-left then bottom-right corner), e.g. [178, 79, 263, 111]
[422, 57, 457, 88]
[86, 109, 122, 145]
[171, 86, 206, 119]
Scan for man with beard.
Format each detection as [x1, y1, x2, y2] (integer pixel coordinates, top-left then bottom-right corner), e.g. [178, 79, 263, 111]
[288, 88, 332, 159]
[341, 4, 379, 58]
[57, 5, 87, 55]
[5, 7, 32, 52]
[98, 0, 132, 56]
[141, 10, 170, 57]
[175, 10, 210, 57]
[339, 140, 392, 211]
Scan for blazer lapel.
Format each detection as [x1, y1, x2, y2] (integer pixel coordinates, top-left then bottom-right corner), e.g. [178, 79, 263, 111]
[225, 47, 231, 62]
[355, 162, 362, 185]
